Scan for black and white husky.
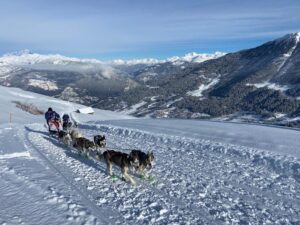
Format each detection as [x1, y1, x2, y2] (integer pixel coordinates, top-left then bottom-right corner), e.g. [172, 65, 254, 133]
[70, 130, 82, 142]
[129, 150, 155, 176]
[58, 130, 72, 146]
[73, 137, 95, 155]
[94, 135, 106, 149]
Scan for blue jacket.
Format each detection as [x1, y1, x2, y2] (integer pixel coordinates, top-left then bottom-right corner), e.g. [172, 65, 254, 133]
[62, 114, 70, 123]
[45, 111, 60, 121]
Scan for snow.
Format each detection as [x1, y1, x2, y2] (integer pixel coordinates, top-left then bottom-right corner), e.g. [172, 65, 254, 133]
[274, 113, 286, 119]
[0, 50, 118, 80]
[111, 58, 161, 65]
[9, 91, 36, 99]
[190, 113, 211, 118]
[295, 32, 300, 43]
[0, 63, 22, 79]
[274, 32, 300, 71]
[282, 33, 299, 58]
[0, 86, 133, 124]
[0, 50, 226, 67]
[187, 77, 220, 97]
[246, 81, 290, 92]
[0, 151, 32, 160]
[111, 52, 226, 66]
[120, 101, 147, 115]
[167, 51, 226, 65]
[1, 50, 104, 66]
[77, 107, 95, 114]
[0, 85, 300, 224]
[28, 79, 59, 91]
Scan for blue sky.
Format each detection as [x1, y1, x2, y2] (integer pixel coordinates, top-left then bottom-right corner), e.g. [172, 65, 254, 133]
[0, 0, 299, 60]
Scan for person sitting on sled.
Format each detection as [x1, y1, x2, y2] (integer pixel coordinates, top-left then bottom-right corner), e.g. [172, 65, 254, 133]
[62, 113, 72, 130]
[45, 107, 61, 132]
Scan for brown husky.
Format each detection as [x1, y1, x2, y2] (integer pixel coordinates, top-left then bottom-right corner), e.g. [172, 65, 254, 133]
[102, 150, 139, 185]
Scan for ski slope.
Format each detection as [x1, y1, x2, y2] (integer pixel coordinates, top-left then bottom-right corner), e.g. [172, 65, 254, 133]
[0, 86, 299, 224]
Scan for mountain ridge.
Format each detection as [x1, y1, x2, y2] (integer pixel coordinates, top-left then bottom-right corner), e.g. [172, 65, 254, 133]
[1, 32, 300, 127]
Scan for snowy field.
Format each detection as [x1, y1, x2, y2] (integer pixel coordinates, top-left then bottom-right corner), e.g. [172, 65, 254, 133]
[0, 86, 300, 224]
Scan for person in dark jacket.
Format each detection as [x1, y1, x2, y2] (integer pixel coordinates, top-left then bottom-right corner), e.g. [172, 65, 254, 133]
[45, 107, 60, 131]
[62, 114, 72, 130]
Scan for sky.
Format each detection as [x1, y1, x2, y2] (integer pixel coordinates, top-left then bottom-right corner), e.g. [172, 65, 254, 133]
[0, 0, 299, 60]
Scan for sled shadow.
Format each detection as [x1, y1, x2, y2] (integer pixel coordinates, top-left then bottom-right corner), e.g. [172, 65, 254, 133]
[24, 126, 49, 136]
[42, 136, 107, 174]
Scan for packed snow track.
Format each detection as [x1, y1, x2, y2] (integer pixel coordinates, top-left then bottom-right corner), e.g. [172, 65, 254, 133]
[1, 118, 299, 225]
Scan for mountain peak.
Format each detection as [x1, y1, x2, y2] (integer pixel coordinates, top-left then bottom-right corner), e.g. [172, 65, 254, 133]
[110, 52, 226, 66]
[294, 32, 300, 42]
[288, 32, 300, 42]
[4, 49, 33, 57]
[275, 32, 300, 44]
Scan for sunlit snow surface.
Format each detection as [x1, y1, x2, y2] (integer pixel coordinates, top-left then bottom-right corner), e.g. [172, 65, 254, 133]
[0, 86, 300, 224]
[246, 82, 290, 92]
[187, 78, 220, 97]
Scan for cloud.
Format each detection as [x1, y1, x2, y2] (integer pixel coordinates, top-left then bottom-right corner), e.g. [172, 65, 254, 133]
[0, 0, 299, 58]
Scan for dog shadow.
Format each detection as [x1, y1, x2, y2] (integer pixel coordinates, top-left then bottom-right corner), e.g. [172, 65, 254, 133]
[42, 136, 107, 174]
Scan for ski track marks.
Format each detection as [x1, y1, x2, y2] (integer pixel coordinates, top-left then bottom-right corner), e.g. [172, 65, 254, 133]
[23, 125, 116, 225]
[25, 123, 208, 224]
[23, 123, 300, 225]
[0, 126, 97, 225]
[85, 123, 300, 224]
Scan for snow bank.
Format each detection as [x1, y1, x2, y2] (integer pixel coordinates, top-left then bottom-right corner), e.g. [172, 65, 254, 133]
[90, 124, 300, 182]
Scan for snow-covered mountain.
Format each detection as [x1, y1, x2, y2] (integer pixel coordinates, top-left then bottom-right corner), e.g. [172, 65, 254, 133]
[0, 50, 225, 97]
[0, 85, 300, 224]
[106, 32, 300, 126]
[0, 49, 225, 67]
[1, 32, 300, 127]
[1, 49, 104, 66]
[110, 51, 226, 65]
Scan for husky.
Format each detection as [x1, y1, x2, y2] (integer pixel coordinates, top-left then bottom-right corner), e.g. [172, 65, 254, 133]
[94, 135, 106, 148]
[73, 137, 95, 155]
[102, 150, 139, 185]
[130, 150, 155, 175]
[58, 130, 72, 146]
[70, 130, 82, 142]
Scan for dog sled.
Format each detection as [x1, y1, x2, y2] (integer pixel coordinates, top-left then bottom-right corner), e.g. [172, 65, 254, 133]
[48, 119, 63, 136]
[44, 122, 155, 185]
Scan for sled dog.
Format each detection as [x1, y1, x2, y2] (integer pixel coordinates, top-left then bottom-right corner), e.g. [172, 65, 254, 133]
[58, 130, 72, 146]
[94, 135, 106, 148]
[103, 150, 139, 185]
[73, 137, 95, 154]
[130, 150, 155, 173]
[70, 130, 82, 142]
